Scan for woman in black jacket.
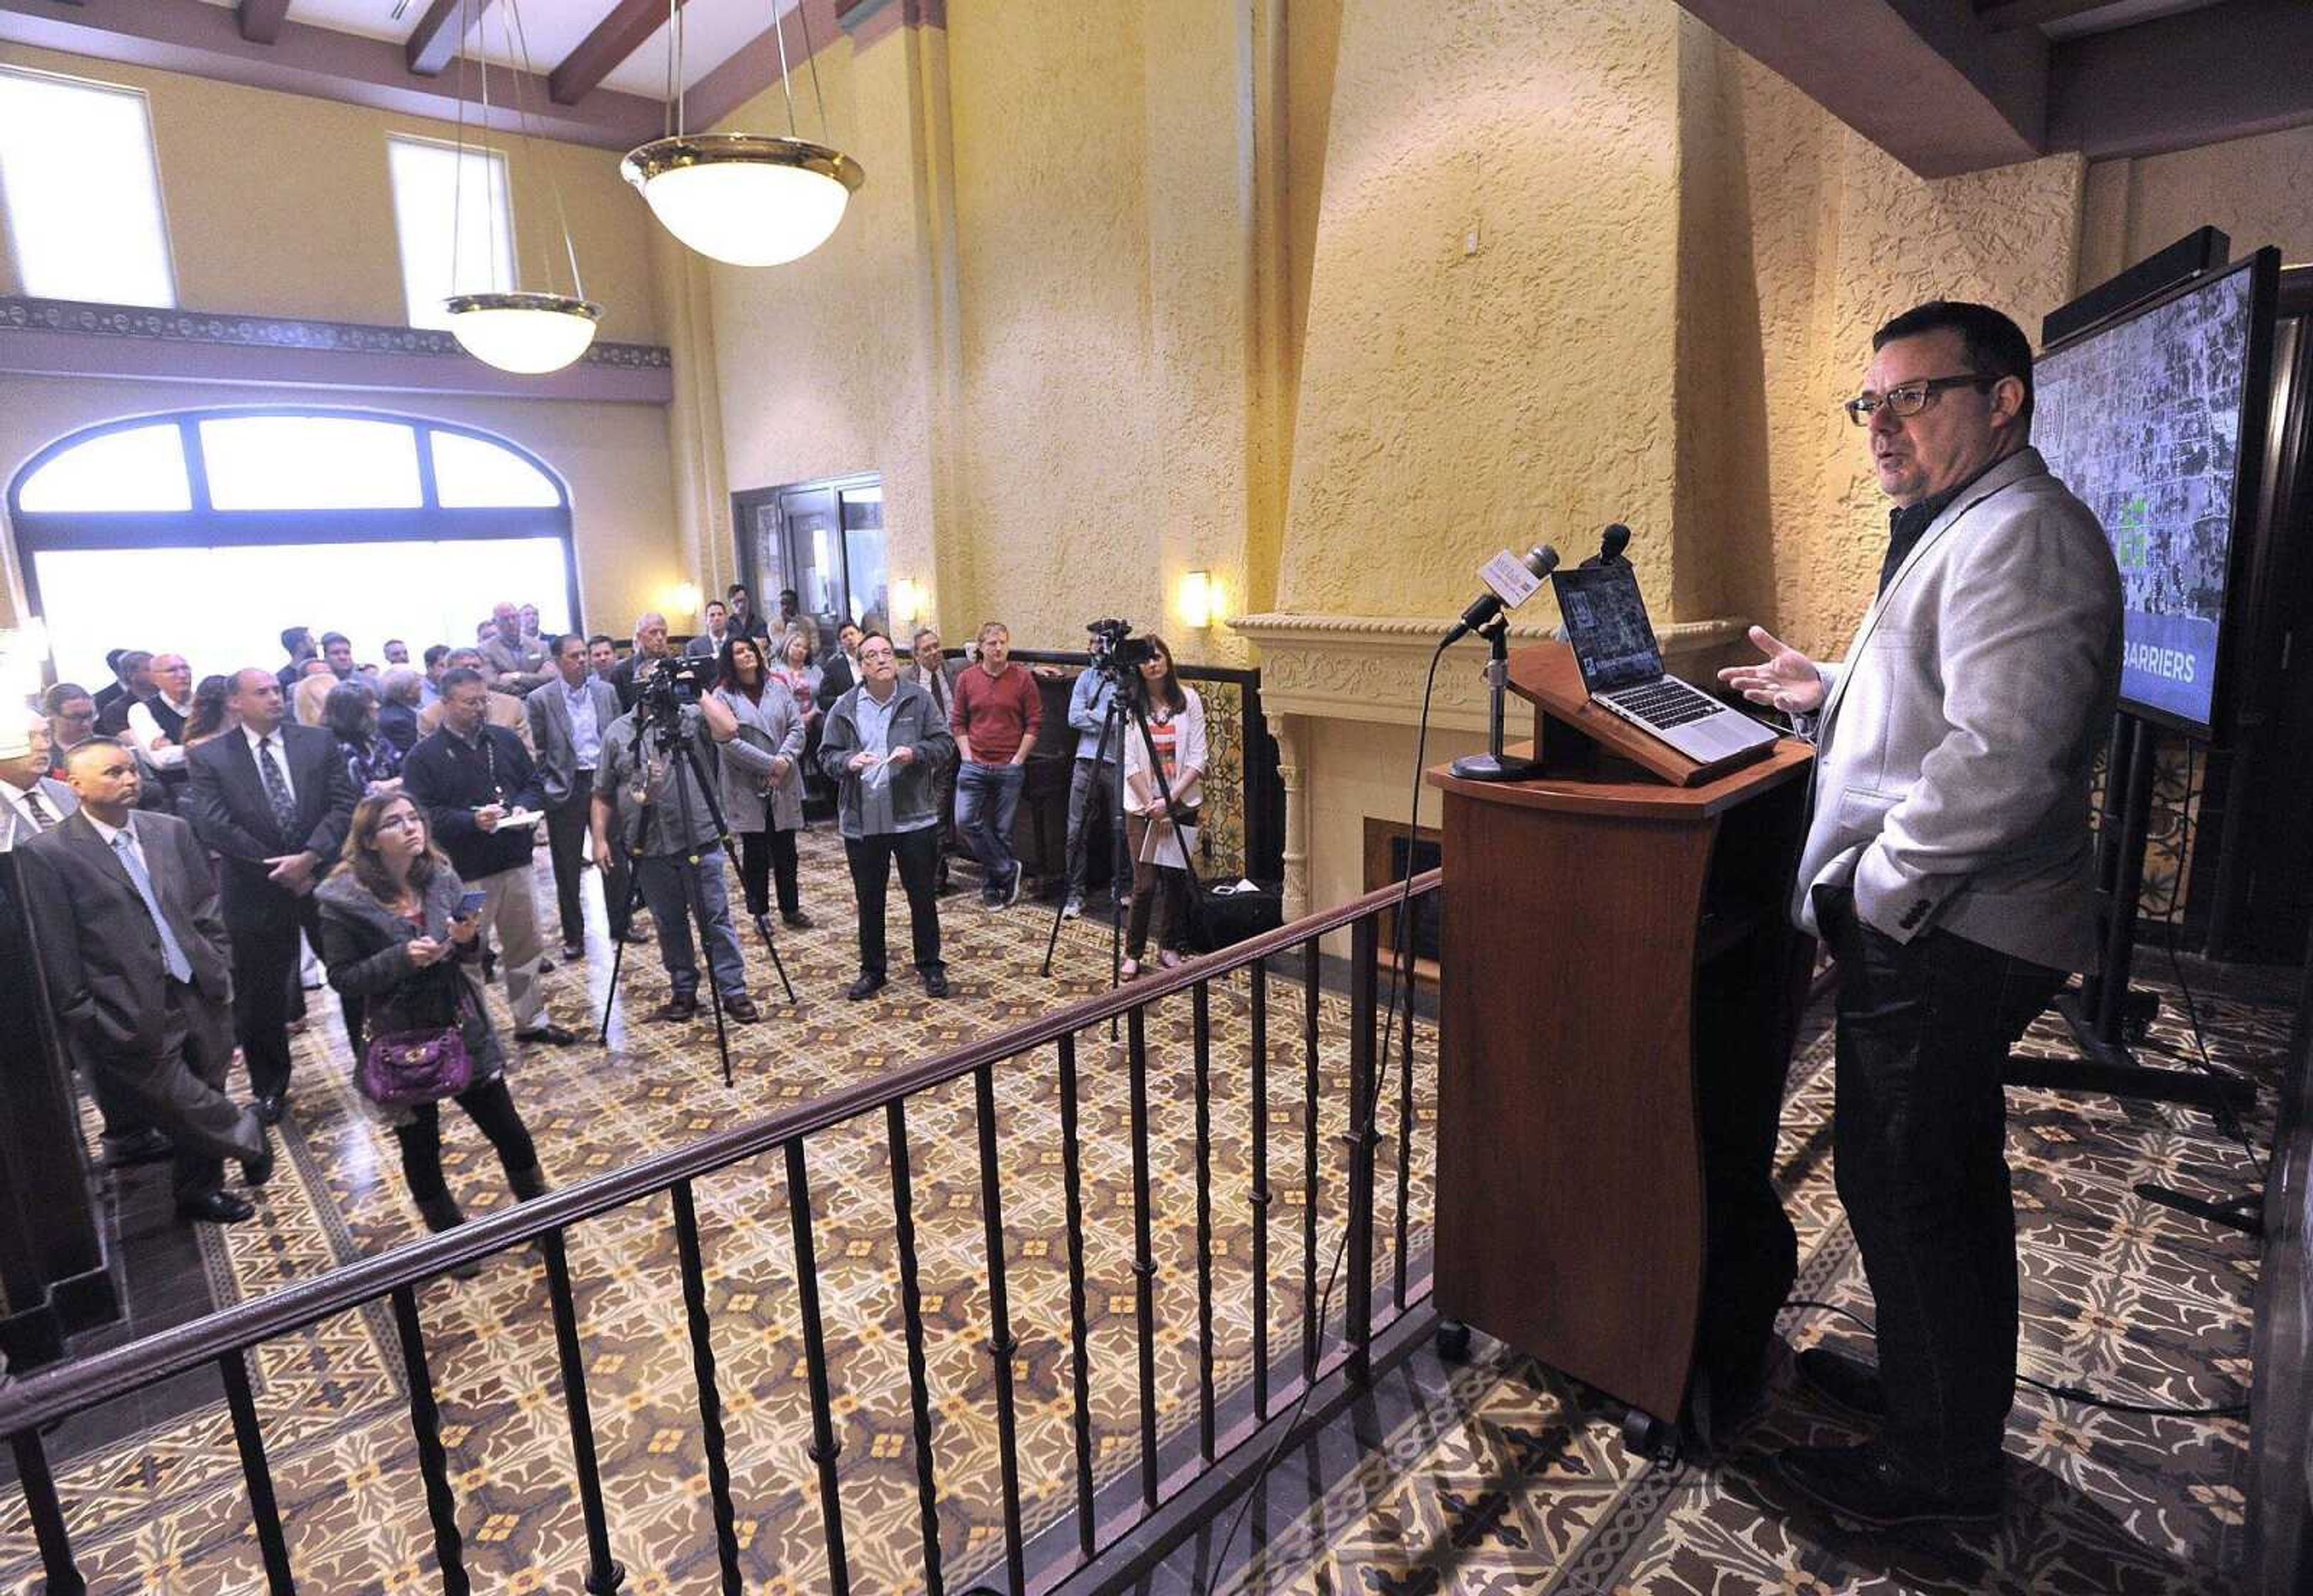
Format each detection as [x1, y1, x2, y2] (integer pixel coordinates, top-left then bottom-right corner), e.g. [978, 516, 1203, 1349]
[318, 792, 548, 1273]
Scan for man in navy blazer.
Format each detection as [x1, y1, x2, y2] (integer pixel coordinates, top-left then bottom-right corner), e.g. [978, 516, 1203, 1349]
[185, 669, 358, 1126]
[1721, 301, 2122, 1527]
[24, 738, 273, 1223]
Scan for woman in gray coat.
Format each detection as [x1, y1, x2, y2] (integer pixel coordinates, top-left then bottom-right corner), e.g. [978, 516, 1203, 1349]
[318, 791, 549, 1275]
[711, 634, 811, 927]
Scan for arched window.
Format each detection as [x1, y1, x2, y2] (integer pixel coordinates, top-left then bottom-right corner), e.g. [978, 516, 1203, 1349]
[8, 408, 579, 690]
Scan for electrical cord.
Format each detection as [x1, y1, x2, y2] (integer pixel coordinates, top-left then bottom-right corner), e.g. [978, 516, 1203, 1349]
[1200, 635, 1452, 1594]
[1783, 1297, 2248, 1420]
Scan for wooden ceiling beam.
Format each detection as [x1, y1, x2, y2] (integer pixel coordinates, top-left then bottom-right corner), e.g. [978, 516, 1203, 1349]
[0, 0, 662, 150]
[404, 0, 495, 77]
[548, 0, 684, 107]
[236, 0, 292, 44]
[1975, 0, 2130, 33]
[2049, 0, 2313, 159]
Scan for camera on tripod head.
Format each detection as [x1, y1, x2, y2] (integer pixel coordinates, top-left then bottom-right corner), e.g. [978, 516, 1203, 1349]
[635, 653, 714, 734]
[1086, 617, 1155, 681]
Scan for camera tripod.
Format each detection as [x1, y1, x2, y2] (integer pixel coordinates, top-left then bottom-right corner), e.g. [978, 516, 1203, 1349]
[1039, 660, 1206, 991]
[595, 708, 796, 1088]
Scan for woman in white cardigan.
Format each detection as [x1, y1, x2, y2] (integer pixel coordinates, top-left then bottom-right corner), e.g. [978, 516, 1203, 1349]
[709, 635, 812, 927]
[1120, 635, 1206, 976]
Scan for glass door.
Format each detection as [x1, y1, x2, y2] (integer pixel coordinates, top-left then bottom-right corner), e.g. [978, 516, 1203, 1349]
[734, 473, 888, 659]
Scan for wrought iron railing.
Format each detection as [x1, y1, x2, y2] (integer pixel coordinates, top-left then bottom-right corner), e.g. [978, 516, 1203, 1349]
[2, 870, 1440, 1594]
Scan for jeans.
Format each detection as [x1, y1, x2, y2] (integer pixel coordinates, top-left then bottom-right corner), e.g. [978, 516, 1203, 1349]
[844, 826, 944, 978]
[633, 846, 749, 1002]
[737, 826, 802, 918]
[1819, 885, 2064, 1492]
[1064, 758, 1122, 900]
[955, 760, 1026, 899]
[393, 1077, 538, 1205]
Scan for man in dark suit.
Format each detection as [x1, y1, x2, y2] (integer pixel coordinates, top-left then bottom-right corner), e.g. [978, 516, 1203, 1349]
[0, 711, 77, 851]
[185, 668, 358, 1126]
[22, 739, 273, 1223]
[528, 633, 634, 959]
[815, 619, 864, 715]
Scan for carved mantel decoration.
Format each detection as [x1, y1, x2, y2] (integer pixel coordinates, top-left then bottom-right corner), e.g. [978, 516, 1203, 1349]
[1233, 611, 1753, 918]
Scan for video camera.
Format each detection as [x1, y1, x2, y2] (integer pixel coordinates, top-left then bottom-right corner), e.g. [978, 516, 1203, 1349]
[1086, 617, 1155, 680]
[635, 653, 715, 733]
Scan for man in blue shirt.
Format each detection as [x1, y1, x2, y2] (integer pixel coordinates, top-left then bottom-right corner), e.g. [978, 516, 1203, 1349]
[1061, 639, 1122, 919]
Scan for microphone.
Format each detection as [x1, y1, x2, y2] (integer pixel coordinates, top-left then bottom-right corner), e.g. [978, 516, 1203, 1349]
[1443, 544, 1561, 647]
[1580, 523, 1631, 569]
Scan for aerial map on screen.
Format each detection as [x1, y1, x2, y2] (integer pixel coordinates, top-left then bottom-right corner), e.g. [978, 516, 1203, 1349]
[2035, 263, 2258, 732]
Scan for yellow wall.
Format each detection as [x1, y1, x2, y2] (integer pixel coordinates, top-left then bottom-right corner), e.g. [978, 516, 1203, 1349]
[2079, 123, 2313, 287]
[0, 41, 663, 343]
[0, 376, 684, 644]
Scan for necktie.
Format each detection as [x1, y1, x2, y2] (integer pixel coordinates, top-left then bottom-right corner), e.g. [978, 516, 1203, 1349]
[111, 831, 194, 983]
[22, 791, 56, 831]
[257, 735, 299, 841]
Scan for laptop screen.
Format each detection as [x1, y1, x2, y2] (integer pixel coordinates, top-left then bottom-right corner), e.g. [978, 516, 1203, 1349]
[1552, 564, 1664, 693]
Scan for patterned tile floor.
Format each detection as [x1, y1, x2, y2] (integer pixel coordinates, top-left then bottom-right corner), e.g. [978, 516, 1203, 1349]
[1188, 964, 2283, 1596]
[3, 832, 1434, 1594]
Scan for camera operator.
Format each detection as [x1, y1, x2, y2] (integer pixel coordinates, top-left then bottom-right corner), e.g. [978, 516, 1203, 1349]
[820, 631, 954, 1000]
[591, 658, 761, 1024]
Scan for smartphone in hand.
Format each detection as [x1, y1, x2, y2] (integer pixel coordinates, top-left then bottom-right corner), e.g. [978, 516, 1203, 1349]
[456, 890, 487, 919]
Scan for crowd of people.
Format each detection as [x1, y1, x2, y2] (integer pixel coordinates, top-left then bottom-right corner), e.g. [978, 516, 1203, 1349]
[4, 581, 1209, 1244]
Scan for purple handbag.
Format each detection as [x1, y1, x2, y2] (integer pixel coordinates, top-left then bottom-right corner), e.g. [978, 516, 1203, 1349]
[358, 1024, 473, 1108]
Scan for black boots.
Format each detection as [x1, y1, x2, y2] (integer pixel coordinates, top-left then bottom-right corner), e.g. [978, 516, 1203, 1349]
[507, 1163, 551, 1202]
[414, 1190, 485, 1280]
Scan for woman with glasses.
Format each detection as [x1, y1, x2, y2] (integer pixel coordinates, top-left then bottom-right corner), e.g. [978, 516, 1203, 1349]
[1119, 636, 1206, 977]
[318, 793, 549, 1276]
[40, 683, 98, 775]
[710, 633, 811, 927]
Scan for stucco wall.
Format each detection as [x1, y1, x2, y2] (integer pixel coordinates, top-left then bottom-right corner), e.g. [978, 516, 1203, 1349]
[2078, 123, 2313, 288]
[0, 376, 683, 644]
[0, 42, 663, 343]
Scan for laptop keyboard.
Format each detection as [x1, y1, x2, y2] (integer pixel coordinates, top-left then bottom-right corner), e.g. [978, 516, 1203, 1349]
[1602, 678, 1722, 729]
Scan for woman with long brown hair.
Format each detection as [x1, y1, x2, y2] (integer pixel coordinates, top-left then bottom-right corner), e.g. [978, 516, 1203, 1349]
[317, 792, 548, 1271]
[709, 632, 810, 926]
[1120, 635, 1206, 977]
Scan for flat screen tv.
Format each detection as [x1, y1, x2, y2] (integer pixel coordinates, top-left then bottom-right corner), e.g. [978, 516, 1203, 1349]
[2035, 248, 2281, 740]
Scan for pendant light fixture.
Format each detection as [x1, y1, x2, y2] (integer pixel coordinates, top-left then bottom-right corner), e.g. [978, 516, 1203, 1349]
[444, 0, 601, 373]
[622, 0, 864, 267]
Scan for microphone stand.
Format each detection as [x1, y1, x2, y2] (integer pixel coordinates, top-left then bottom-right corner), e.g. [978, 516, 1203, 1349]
[1447, 616, 1538, 782]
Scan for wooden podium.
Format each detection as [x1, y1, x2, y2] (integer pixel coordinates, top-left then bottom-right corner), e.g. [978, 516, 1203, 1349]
[1426, 643, 1814, 1444]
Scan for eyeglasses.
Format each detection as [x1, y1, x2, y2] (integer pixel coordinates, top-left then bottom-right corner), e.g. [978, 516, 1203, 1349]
[53, 708, 96, 723]
[1843, 373, 1995, 426]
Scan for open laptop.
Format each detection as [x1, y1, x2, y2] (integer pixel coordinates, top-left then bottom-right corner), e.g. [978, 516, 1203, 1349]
[1550, 562, 1779, 767]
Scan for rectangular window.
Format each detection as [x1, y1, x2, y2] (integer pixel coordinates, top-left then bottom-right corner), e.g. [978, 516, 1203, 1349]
[386, 134, 516, 331]
[0, 67, 175, 307]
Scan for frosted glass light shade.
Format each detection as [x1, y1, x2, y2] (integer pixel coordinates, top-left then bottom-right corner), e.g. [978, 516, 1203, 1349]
[621, 135, 864, 267]
[445, 292, 601, 375]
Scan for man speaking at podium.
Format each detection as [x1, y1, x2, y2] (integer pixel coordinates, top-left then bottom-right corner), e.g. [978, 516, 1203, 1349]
[1718, 302, 2121, 1526]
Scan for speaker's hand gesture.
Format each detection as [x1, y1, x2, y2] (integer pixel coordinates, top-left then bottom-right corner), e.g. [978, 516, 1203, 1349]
[1716, 626, 1825, 715]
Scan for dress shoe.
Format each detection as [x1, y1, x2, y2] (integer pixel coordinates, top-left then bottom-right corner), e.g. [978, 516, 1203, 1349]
[1776, 1441, 2001, 1529]
[253, 1093, 288, 1127]
[561, 942, 585, 961]
[923, 968, 950, 999]
[513, 1023, 584, 1046]
[650, 996, 701, 1024]
[846, 972, 887, 1002]
[782, 911, 814, 930]
[178, 1191, 255, 1225]
[723, 993, 761, 1023]
[1796, 1344, 1887, 1420]
[101, 1129, 174, 1169]
[242, 1132, 276, 1188]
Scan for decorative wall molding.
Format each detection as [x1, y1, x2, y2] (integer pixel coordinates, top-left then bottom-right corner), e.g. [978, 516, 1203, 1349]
[1233, 611, 1752, 735]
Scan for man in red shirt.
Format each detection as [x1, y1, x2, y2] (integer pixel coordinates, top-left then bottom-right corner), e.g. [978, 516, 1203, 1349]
[949, 621, 1042, 906]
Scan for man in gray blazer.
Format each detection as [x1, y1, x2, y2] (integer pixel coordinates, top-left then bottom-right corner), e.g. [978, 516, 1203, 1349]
[0, 710, 76, 850]
[1721, 302, 2122, 1526]
[20, 738, 273, 1224]
[528, 634, 632, 959]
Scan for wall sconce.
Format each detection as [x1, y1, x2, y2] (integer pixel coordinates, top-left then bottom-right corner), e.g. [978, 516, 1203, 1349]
[1178, 569, 1218, 631]
[669, 581, 702, 621]
[891, 578, 927, 629]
